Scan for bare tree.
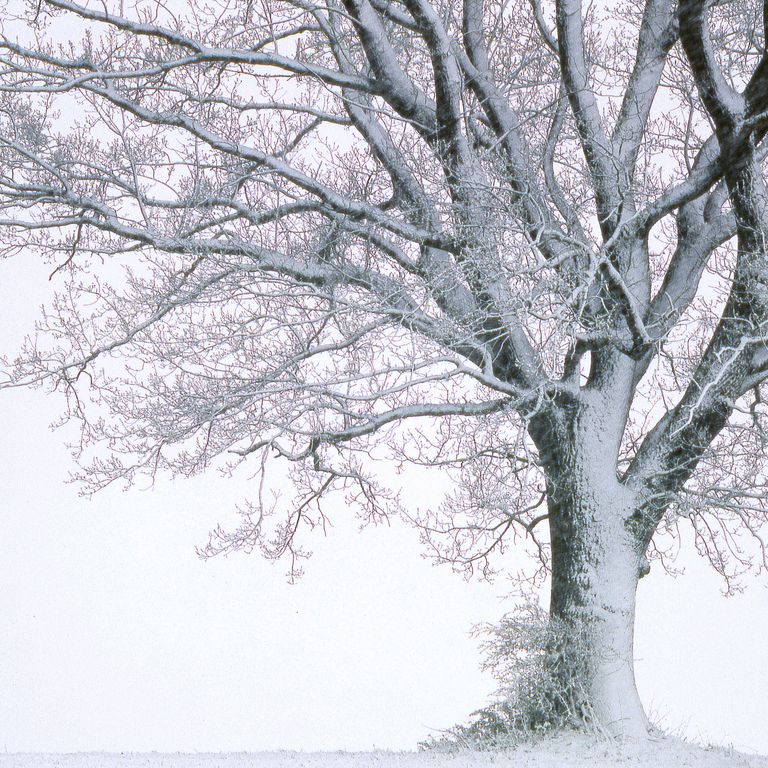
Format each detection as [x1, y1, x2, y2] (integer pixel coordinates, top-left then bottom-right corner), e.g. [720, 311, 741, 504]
[1, 0, 768, 737]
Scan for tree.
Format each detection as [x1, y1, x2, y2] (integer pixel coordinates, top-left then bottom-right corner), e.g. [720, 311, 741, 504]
[1, 0, 768, 739]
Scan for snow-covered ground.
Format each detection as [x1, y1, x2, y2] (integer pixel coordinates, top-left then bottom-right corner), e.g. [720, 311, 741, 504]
[3, 735, 767, 768]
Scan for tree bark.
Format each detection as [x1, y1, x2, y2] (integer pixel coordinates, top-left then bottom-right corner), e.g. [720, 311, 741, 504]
[532, 392, 650, 737]
[548, 497, 648, 736]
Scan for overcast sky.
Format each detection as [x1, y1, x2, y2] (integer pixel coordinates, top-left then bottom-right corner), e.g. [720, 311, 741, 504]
[1, 259, 767, 756]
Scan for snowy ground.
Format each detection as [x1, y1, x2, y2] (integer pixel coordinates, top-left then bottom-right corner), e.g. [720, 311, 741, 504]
[3, 735, 767, 768]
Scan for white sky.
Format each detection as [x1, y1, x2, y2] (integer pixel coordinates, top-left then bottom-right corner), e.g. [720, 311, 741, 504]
[1, 259, 767, 756]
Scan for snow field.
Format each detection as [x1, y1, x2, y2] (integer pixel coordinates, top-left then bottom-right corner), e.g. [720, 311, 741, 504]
[2, 734, 767, 768]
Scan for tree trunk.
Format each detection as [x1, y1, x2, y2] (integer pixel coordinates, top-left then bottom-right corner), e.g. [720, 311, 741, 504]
[547, 493, 649, 737]
[532, 392, 650, 737]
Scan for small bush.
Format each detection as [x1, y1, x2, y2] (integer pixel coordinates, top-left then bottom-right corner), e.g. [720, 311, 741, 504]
[421, 596, 595, 750]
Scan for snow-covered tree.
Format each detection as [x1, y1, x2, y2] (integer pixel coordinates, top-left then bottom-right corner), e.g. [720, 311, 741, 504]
[2, 0, 768, 737]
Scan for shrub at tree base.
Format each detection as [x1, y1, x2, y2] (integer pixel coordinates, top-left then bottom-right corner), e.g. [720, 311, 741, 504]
[422, 598, 601, 749]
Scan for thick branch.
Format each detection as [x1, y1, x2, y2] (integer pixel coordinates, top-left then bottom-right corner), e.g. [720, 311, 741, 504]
[556, 0, 620, 235]
[612, 0, 677, 173]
